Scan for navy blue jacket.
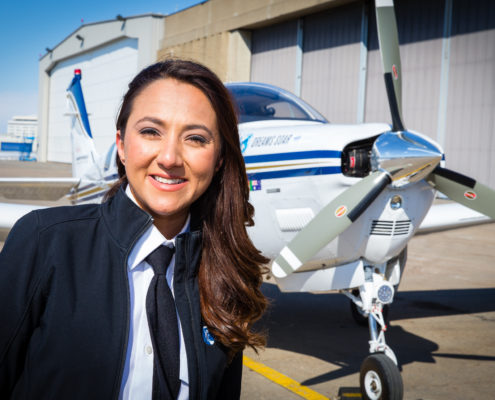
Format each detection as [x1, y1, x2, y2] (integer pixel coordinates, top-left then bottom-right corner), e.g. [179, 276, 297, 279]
[0, 188, 241, 399]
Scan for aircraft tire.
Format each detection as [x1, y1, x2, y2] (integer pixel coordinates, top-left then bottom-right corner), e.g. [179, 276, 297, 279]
[360, 353, 403, 400]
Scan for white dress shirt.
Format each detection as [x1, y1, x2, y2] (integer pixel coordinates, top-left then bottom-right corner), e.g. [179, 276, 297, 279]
[120, 186, 190, 400]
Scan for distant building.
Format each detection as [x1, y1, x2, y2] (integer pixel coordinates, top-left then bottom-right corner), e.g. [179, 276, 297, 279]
[7, 115, 38, 138]
[0, 115, 38, 161]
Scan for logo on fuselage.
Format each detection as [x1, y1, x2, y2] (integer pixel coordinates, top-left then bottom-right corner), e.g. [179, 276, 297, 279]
[240, 133, 253, 154]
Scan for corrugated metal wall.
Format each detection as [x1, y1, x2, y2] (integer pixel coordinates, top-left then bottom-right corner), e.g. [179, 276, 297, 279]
[444, 0, 495, 186]
[251, 20, 298, 93]
[250, 0, 495, 187]
[302, 3, 362, 123]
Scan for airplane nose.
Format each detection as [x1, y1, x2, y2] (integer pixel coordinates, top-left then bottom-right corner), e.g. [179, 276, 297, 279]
[371, 131, 443, 187]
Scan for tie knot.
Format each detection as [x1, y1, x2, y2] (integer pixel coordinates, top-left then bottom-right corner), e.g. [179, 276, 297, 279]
[145, 245, 175, 275]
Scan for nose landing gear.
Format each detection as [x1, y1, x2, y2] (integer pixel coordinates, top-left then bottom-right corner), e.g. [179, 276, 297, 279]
[343, 266, 403, 399]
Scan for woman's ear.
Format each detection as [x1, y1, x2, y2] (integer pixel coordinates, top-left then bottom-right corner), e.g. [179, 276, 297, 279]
[215, 156, 224, 173]
[116, 130, 125, 165]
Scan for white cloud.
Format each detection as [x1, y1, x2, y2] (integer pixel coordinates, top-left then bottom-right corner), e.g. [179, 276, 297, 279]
[0, 91, 38, 134]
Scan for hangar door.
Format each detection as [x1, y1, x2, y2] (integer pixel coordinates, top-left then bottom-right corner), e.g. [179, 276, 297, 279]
[47, 38, 138, 163]
[250, 20, 299, 95]
[250, 3, 363, 124]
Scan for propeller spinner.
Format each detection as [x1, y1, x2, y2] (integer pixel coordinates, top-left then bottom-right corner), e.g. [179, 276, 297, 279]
[272, 0, 495, 279]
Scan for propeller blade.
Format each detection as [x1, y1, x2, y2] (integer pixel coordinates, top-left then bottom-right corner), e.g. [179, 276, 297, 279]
[375, 0, 404, 131]
[427, 167, 495, 219]
[272, 171, 392, 278]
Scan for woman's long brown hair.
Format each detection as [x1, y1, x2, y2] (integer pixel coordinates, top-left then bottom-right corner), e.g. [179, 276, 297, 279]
[106, 59, 268, 355]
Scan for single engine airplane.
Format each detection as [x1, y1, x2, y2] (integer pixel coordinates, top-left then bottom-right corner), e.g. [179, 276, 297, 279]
[1, 1, 494, 398]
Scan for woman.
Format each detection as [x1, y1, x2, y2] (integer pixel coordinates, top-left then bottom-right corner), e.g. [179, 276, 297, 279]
[0, 59, 268, 399]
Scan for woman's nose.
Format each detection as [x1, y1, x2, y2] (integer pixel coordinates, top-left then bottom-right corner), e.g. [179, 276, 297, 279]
[156, 135, 183, 168]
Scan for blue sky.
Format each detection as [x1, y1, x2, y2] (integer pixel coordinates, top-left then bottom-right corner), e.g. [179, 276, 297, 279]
[0, 0, 203, 133]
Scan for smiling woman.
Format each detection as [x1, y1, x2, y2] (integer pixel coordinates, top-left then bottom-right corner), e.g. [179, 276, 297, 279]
[115, 78, 222, 239]
[0, 60, 268, 399]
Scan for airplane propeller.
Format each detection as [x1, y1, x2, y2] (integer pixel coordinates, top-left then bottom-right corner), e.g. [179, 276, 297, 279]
[375, 0, 404, 132]
[428, 167, 495, 219]
[272, 0, 495, 279]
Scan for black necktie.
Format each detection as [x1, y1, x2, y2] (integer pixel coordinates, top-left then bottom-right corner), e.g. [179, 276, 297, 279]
[145, 245, 180, 400]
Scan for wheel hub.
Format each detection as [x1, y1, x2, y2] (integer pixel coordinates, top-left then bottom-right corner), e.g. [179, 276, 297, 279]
[365, 370, 382, 399]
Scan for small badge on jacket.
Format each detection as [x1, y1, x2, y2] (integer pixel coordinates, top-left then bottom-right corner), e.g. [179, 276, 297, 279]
[202, 325, 215, 346]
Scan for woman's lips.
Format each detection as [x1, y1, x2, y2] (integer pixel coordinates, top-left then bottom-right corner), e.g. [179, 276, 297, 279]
[152, 175, 186, 184]
[148, 174, 188, 191]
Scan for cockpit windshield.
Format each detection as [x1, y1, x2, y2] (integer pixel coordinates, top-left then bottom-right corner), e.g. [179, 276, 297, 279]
[226, 82, 327, 124]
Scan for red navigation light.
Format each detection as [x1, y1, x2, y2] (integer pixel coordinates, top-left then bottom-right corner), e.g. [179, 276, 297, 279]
[74, 69, 82, 75]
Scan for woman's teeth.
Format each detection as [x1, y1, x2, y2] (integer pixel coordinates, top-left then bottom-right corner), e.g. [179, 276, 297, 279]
[153, 175, 185, 184]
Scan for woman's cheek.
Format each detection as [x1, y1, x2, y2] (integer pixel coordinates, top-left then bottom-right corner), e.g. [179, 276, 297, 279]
[132, 142, 156, 164]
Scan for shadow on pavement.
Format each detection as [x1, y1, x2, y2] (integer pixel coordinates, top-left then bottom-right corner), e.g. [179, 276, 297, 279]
[257, 283, 495, 386]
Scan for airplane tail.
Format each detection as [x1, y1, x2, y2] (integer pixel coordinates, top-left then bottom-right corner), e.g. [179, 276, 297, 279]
[66, 69, 102, 179]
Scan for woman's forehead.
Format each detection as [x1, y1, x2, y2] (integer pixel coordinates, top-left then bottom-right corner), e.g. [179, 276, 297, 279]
[129, 78, 218, 128]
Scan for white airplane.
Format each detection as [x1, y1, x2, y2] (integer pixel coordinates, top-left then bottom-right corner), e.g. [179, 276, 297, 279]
[1, 1, 494, 398]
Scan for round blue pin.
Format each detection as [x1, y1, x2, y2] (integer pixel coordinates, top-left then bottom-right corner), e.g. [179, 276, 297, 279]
[202, 325, 215, 346]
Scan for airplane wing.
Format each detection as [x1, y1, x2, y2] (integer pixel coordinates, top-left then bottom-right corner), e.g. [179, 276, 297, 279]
[417, 202, 491, 233]
[0, 177, 80, 201]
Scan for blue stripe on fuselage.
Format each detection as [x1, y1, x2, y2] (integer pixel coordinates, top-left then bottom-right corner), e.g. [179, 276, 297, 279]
[244, 150, 342, 180]
[243, 150, 341, 164]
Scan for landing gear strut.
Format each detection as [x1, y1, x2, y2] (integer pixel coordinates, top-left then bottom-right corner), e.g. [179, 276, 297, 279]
[350, 289, 389, 326]
[342, 265, 403, 399]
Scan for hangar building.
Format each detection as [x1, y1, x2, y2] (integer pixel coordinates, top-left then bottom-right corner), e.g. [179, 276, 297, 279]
[38, 0, 495, 188]
[37, 14, 165, 163]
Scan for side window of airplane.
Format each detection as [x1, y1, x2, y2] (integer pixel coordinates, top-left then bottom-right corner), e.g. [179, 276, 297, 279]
[104, 143, 117, 172]
[227, 83, 327, 124]
[266, 100, 308, 120]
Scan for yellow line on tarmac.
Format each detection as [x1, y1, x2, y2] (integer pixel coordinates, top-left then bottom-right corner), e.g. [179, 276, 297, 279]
[243, 355, 330, 400]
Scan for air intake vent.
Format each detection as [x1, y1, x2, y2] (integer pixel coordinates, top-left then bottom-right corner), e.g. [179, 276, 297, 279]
[394, 220, 411, 235]
[370, 220, 394, 236]
[370, 220, 411, 236]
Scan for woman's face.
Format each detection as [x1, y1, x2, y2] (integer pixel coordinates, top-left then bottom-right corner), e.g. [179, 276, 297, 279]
[117, 78, 222, 235]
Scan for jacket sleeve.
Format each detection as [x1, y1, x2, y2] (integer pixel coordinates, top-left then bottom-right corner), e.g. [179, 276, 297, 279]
[0, 211, 46, 395]
[215, 351, 243, 399]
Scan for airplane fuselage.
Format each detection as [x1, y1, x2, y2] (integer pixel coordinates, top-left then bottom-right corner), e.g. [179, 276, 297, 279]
[238, 121, 436, 291]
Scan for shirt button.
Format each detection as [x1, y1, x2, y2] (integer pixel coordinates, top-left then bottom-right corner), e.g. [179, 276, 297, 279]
[145, 345, 153, 355]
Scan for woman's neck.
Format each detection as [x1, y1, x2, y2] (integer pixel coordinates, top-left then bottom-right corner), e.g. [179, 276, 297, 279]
[153, 211, 189, 240]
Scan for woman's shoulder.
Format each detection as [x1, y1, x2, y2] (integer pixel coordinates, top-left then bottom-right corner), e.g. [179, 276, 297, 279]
[23, 203, 103, 232]
[3, 203, 104, 259]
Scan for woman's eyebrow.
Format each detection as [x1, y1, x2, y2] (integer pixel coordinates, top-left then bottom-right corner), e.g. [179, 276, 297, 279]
[184, 124, 214, 137]
[135, 117, 215, 137]
[135, 116, 164, 126]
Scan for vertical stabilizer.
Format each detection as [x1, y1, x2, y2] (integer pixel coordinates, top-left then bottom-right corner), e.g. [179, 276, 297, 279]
[66, 69, 102, 179]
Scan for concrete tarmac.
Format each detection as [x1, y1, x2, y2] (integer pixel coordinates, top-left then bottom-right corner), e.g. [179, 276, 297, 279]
[1, 161, 494, 399]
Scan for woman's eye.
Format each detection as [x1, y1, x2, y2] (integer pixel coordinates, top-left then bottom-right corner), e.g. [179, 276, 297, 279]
[140, 128, 159, 136]
[188, 135, 209, 144]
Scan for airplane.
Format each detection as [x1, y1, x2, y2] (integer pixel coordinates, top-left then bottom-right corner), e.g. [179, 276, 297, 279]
[1, 1, 494, 398]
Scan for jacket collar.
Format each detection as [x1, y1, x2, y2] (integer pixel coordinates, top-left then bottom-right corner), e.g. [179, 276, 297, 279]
[102, 186, 153, 252]
[102, 186, 203, 257]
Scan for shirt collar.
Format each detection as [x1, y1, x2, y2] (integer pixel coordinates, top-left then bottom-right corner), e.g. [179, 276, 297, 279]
[125, 185, 190, 271]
